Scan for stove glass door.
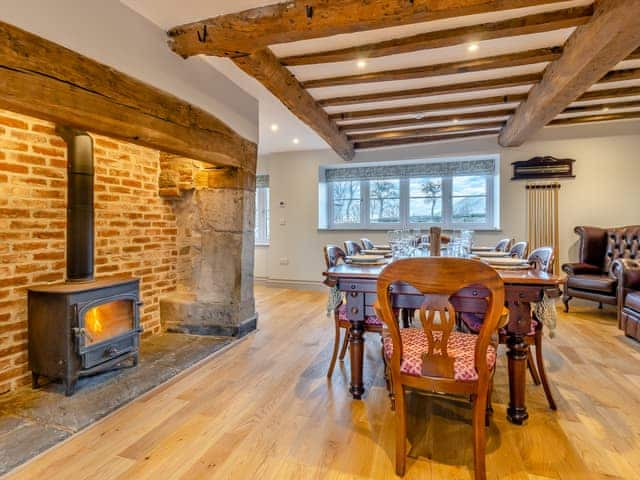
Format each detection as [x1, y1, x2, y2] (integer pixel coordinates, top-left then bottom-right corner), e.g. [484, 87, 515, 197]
[83, 299, 134, 346]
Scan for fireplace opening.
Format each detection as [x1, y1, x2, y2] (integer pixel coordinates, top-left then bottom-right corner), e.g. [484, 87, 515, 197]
[83, 300, 134, 347]
[27, 127, 142, 396]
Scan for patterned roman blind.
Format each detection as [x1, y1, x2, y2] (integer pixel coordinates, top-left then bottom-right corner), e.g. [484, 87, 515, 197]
[323, 158, 496, 182]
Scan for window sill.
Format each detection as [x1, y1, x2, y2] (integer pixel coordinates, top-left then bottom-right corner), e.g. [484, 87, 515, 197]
[255, 242, 270, 247]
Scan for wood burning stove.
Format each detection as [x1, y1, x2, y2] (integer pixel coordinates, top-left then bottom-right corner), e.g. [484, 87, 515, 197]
[27, 127, 142, 396]
[28, 278, 141, 395]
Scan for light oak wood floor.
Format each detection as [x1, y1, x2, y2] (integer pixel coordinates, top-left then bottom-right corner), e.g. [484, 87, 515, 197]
[6, 285, 640, 479]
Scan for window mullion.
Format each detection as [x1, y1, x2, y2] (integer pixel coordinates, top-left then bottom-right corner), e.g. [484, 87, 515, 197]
[442, 177, 453, 228]
[400, 177, 409, 226]
[361, 180, 369, 229]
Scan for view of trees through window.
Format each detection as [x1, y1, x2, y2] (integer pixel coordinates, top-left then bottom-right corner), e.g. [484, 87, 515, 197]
[331, 180, 361, 224]
[452, 176, 487, 224]
[328, 173, 492, 229]
[370, 180, 400, 223]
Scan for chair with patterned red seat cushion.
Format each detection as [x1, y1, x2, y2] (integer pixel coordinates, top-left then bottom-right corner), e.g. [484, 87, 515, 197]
[323, 245, 383, 378]
[375, 257, 504, 479]
[461, 246, 557, 411]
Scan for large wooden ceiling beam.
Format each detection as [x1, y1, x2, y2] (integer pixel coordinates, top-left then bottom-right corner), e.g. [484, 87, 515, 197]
[348, 121, 506, 142]
[354, 130, 501, 150]
[332, 85, 640, 123]
[319, 66, 640, 108]
[319, 73, 541, 107]
[550, 111, 640, 125]
[0, 21, 255, 169]
[340, 109, 516, 133]
[168, 0, 573, 58]
[499, 0, 640, 147]
[233, 48, 354, 161]
[302, 47, 561, 88]
[282, 6, 592, 66]
[331, 94, 527, 121]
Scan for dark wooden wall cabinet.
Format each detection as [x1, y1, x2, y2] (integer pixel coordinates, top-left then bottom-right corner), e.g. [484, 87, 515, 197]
[511, 156, 575, 180]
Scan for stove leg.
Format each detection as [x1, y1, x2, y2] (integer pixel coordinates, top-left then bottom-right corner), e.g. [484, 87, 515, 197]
[32, 373, 40, 389]
[64, 377, 77, 397]
[132, 354, 139, 367]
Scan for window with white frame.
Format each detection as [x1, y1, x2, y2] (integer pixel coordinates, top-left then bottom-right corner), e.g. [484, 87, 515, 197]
[255, 175, 270, 244]
[321, 157, 498, 230]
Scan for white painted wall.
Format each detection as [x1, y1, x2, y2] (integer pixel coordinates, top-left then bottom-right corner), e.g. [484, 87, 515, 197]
[1, 0, 258, 142]
[255, 121, 640, 285]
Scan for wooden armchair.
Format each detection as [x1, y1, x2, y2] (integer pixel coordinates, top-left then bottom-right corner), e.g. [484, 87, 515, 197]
[323, 245, 383, 378]
[462, 246, 557, 411]
[344, 240, 362, 256]
[375, 258, 505, 479]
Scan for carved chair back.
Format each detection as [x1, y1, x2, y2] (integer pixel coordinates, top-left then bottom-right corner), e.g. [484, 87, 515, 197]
[361, 238, 374, 250]
[509, 241, 529, 259]
[495, 238, 512, 252]
[344, 240, 362, 256]
[528, 246, 555, 273]
[376, 258, 505, 385]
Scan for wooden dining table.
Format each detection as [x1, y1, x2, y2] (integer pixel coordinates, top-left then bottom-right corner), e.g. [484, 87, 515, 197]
[324, 261, 563, 425]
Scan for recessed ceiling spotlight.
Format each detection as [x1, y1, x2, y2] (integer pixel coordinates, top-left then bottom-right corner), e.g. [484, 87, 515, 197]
[468, 42, 479, 52]
[602, 106, 609, 112]
[356, 59, 367, 69]
[293, 138, 300, 144]
[452, 118, 460, 123]
[414, 113, 425, 120]
[270, 123, 279, 132]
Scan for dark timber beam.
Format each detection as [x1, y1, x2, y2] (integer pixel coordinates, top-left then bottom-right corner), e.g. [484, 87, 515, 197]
[354, 130, 501, 149]
[167, 0, 573, 58]
[302, 48, 562, 88]
[233, 49, 354, 161]
[499, 0, 640, 146]
[0, 21, 255, 169]
[319, 73, 542, 107]
[348, 121, 506, 142]
[340, 109, 516, 133]
[281, 6, 592, 66]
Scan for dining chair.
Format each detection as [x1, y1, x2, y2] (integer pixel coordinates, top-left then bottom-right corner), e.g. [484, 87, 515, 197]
[462, 246, 557, 411]
[323, 245, 383, 378]
[494, 238, 511, 252]
[376, 258, 505, 479]
[361, 238, 374, 250]
[509, 241, 529, 259]
[344, 240, 362, 256]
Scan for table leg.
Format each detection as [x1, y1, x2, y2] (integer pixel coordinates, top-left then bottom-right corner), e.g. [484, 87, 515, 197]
[349, 320, 365, 400]
[506, 334, 529, 424]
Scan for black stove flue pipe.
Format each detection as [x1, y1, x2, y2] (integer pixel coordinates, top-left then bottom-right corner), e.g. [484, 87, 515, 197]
[57, 126, 94, 282]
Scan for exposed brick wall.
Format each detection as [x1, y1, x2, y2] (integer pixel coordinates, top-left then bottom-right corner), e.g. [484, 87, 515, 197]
[0, 109, 178, 394]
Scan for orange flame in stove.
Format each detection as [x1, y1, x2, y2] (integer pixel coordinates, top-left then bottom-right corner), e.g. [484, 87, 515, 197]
[86, 307, 104, 334]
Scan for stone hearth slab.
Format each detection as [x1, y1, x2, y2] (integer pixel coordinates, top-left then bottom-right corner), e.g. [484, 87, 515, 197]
[0, 333, 235, 476]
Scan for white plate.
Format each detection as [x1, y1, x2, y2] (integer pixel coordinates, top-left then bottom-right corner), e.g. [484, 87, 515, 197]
[362, 249, 391, 255]
[484, 257, 530, 267]
[373, 244, 390, 250]
[474, 251, 511, 258]
[347, 254, 385, 263]
[471, 247, 494, 252]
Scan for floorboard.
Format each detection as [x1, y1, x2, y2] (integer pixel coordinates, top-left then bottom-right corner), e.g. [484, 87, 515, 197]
[5, 285, 640, 479]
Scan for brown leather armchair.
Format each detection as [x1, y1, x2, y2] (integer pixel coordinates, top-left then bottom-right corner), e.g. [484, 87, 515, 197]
[612, 259, 640, 341]
[562, 226, 640, 312]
